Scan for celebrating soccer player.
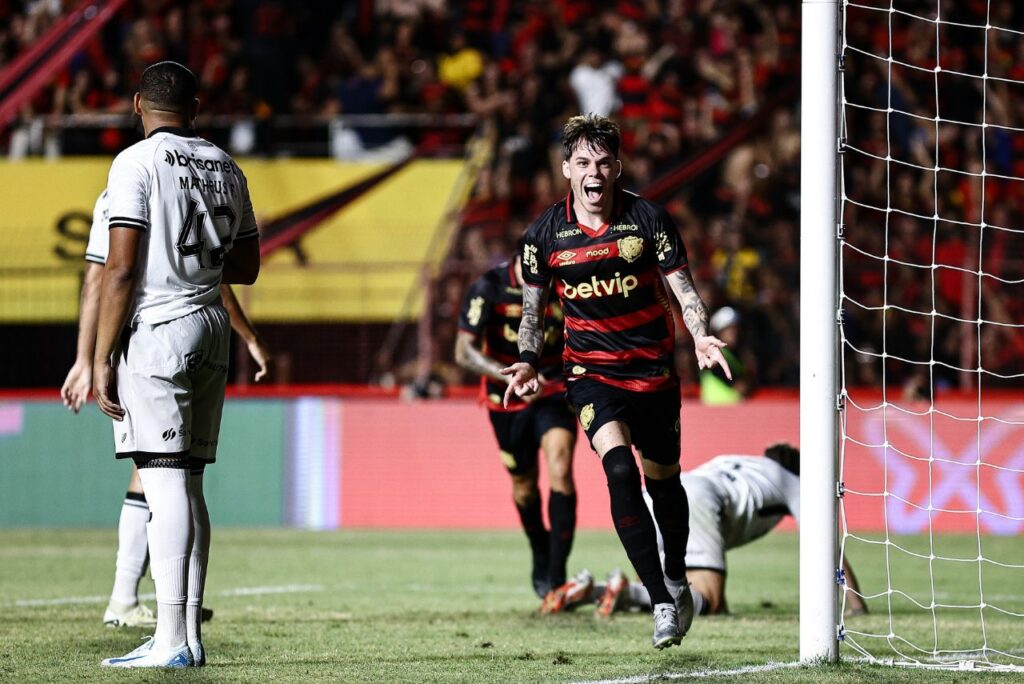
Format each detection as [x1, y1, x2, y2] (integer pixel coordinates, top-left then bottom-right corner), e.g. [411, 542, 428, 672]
[454, 245, 578, 610]
[502, 114, 731, 649]
[91, 61, 260, 668]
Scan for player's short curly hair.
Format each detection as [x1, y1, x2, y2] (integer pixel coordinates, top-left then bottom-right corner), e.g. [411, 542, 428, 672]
[140, 61, 197, 113]
[764, 442, 800, 476]
[561, 114, 621, 160]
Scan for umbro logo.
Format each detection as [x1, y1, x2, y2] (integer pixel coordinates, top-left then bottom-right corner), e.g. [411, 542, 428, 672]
[162, 429, 177, 441]
[557, 251, 576, 262]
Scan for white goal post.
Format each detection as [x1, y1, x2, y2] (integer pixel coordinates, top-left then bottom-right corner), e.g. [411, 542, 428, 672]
[803, 0, 1024, 671]
[799, 0, 841, 665]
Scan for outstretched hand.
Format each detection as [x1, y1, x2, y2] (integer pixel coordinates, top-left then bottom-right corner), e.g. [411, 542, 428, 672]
[695, 334, 732, 380]
[500, 362, 539, 408]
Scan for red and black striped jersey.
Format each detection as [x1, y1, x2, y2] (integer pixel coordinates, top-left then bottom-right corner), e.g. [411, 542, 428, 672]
[458, 260, 566, 412]
[521, 188, 688, 392]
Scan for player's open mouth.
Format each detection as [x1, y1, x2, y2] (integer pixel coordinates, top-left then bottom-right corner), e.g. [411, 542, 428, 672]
[583, 183, 604, 203]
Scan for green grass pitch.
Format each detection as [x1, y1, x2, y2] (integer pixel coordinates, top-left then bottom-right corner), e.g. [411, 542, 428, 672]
[1, 529, 1020, 682]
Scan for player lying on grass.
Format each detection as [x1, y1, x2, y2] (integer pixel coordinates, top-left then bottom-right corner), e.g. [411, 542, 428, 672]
[542, 444, 868, 618]
[455, 245, 579, 608]
[61, 189, 271, 631]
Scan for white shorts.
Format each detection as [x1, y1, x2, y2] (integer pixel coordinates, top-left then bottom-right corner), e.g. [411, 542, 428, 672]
[683, 477, 727, 573]
[113, 304, 230, 464]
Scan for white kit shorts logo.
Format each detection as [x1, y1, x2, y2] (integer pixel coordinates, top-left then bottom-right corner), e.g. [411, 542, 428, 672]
[561, 273, 639, 299]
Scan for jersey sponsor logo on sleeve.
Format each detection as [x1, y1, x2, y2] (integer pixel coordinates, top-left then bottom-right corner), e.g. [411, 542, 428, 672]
[654, 230, 672, 262]
[466, 296, 484, 326]
[561, 273, 639, 300]
[617, 235, 644, 263]
[523, 244, 539, 275]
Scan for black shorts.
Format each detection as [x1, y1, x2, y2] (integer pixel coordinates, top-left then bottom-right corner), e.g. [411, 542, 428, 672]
[487, 395, 577, 475]
[566, 379, 681, 465]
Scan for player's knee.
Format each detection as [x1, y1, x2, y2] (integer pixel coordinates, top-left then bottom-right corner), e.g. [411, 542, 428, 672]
[511, 477, 540, 507]
[602, 445, 640, 487]
[546, 453, 574, 493]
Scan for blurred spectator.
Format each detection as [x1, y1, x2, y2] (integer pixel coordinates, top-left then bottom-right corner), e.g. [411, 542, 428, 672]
[699, 306, 756, 405]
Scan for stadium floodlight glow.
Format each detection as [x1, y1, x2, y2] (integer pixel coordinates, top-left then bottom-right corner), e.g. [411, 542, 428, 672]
[799, 0, 841, 665]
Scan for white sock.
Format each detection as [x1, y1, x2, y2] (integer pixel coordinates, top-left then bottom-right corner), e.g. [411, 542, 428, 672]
[691, 588, 708, 616]
[186, 470, 211, 647]
[137, 466, 193, 650]
[109, 493, 150, 607]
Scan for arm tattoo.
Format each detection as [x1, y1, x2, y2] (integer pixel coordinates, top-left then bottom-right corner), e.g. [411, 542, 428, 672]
[454, 334, 508, 381]
[666, 268, 709, 339]
[518, 284, 549, 357]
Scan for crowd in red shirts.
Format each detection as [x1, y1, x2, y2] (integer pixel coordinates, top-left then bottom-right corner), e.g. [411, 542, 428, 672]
[3, 0, 1019, 391]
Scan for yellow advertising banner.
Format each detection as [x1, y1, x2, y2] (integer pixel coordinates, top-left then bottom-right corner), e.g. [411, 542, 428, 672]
[0, 157, 465, 322]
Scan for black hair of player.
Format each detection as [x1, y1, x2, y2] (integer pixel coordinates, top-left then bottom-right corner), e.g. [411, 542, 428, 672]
[139, 61, 198, 113]
[764, 443, 800, 477]
[561, 114, 620, 160]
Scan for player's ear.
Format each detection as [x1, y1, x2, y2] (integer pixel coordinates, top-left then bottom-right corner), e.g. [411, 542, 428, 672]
[561, 159, 571, 180]
[190, 97, 200, 123]
[133, 93, 143, 116]
[616, 159, 622, 178]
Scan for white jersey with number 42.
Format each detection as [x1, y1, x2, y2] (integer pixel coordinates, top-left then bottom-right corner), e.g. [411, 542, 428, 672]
[106, 128, 258, 325]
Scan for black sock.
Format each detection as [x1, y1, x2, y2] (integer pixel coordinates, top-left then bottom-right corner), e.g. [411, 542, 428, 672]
[603, 446, 672, 605]
[515, 495, 550, 595]
[645, 473, 689, 582]
[547, 491, 577, 587]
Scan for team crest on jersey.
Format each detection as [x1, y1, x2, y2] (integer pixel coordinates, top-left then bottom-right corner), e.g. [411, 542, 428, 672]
[466, 296, 484, 326]
[617, 235, 644, 263]
[579, 403, 595, 430]
[571, 365, 586, 376]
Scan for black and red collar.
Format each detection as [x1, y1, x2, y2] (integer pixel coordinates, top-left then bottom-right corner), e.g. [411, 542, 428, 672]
[563, 186, 624, 237]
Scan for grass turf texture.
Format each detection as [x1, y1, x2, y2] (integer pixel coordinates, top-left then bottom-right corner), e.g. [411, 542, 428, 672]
[1, 529, 1021, 682]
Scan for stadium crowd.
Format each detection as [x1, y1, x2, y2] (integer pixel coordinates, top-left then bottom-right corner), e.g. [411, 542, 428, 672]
[3, 0, 1019, 392]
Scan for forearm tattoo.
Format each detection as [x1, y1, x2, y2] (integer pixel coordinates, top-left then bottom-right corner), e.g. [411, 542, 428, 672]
[667, 269, 709, 339]
[518, 285, 549, 357]
[455, 336, 507, 382]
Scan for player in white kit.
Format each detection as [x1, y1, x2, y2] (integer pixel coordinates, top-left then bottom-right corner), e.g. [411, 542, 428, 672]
[61, 189, 271, 629]
[91, 61, 259, 668]
[544, 444, 867, 617]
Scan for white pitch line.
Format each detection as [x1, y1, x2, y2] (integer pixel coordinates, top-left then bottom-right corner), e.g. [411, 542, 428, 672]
[571, 660, 804, 684]
[9, 583, 324, 607]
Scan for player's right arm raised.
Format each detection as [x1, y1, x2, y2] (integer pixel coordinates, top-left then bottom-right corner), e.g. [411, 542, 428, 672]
[500, 283, 548, 407]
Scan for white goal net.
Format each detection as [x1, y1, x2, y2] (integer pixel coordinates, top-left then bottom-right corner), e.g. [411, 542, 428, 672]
[837, 0, 1024, 670]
